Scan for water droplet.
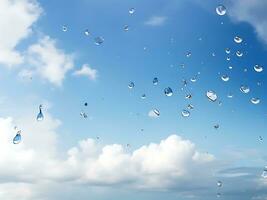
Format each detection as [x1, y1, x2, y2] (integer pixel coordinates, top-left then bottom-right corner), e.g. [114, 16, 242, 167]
[153, 109, 160, 117]
[217, 193, 221, 198]
[206, 90, 217, 102]
[236, 50, 243, 57]
[190, 76, 197, 82]
[94, 37, 104, 45]
[13, 130, 21, 144]
[234, 36, 243, 44]
[240, 85, 250, 94]
[84, 29, 90, 36]
[212, 52, 216, 57]
[186, 51, 192, 58]
[262, 167, 267, 178]
[259, 136, 263, 142]
[141, 94, 146, 99]
[214, 124, 220, 129]
[129, 8, 135, 14]
[187, 104, 194, 110]
[221, 75, 229, 82]
[216, 5, 227, 16]
[226, 57, 230, 61]
[153, 77, 159, 85]
[128, 81, 135, 89]
[164, 87, 173, 97]
[254, 64, 263, 72]
[217, 180, 223, 187]
[84, 102, 88, 106]
[229, 66, 233, 70]
[185, 94, 192, 99]
[227, 93, 234, 98]
[182, 79, 188, 87]
[251, 97, 260, 104]
[36, 105, 44, 121]
[181, 110, 190, 117]
[80, 112, 88, 118]
[124, 25, 129, 31]
[225, 48, 231, 54]
[62, 25, 68, 32]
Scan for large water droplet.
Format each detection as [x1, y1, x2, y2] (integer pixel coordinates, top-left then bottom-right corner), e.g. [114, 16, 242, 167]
[234, 36, 243, 44]
[13, 131, 21, 144]
[129, 8, 135, 14]
[94, 37, 104, 45]
[181, 110, 190, 117]
[36, 105, 44, 121]
[128, 81, 135, 89]
[153, 77, 159, 85]
[217, 180, 223, 187]
[206, 90, 217, 102]
[221, 75, 229, 82]
[251, 97, 260, 104]
[254, 64, 263, 72]
[216, 5, 227, 16]
[240, 85, 250, 94]
[164, 87, 173, 97]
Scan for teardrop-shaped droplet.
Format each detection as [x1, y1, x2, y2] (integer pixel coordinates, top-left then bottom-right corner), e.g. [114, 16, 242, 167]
[36, 105, 44, 121]
[251, 97, 260, 104]
[181, 109, 190, 117]
[13, 131, 21, 144]
[216, 5, 227, 16]
[206, 90, 217, 102]
[217, 180, 223, 187]
[221, 75, 229, 82]
[129, 8, 135, 14]
[94, 36, 104, 45]
[236, 50, 243, 57]
[128, 81, 135, 89]
[240, 85, 250, 94]
[254, 64, 263, 72]
[164, 87, 173, 97]
[153, 77, 159, 85]
[262, 167, 267, 178]
[234, 36, 243, 44]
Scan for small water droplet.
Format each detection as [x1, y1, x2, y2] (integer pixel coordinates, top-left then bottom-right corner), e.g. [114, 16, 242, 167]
[214, 124, 220, 129]
[206, 90, 217, 102]
[80, 112, 88, 118]
[164, 87, 173, 97]
[36, 105, 44, 121]
[240, 85, 250, 94]
[185, 94, 192, 99]
[254, 64, 263, 72]
[94, 36, 104, 45]
[84, 102, 88, 106]
[190, 76, 197, 82]
[226, 57, 230, 61]
[187, 104, 194, 110]
[129, 8, 135, 14]
[227, 93, 233, 98]
[221, 75, 230, 82]
[13, 130, 21, 144]
[251, 97, 260, 104]
[236, 50, 243, 57]
[217, 180, 223, 187]
[153, 109, 160, 117]
[141, 94, 146, 99]
[186, 51, 192, 58]
[234, 36, 243, 44]
[217, 193, 221, 198]
[128, 81, 135, 89]
[181, 110, 190, 117]
[212, 52, 216, 57]
[124, 25, 129, 31]
[84, 29, 90, 36]
[262, 167, 267, 178]
[62, 25, 68, 32]
[259, 136, 263, 142]
[225, 48, 231, 54]
[216, 5, 227, 16]
[153, 77, 159, 85]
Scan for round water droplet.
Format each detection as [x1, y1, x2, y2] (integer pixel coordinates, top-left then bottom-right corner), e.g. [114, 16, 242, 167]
[36, 105, 44, 121]
[141, 94, 146, 99]
[216, 5, 227, 16]
[206, 90, 217, 102]
[234, 36, 243, 44]
[240, 85, 250, 94]
[62, 25, 68, 32]
[262, 167, 267, 178]
[84, 102, 88, 106]
[128, 81, 135, 89]
[129, 8, 135, 14]
[229, 66, 233, 70]
[217, 180, 223, 187]
[251, 97, 260, 104]
[221, 75, 229, 82]
[124, 25, 129, 31]
[164, 87, 173, 97]
[13, 131, 21, 144]
[226, 57, 230, 61]
[153, 77, 159, 85]
[186, 51, 192, 58]
[214, 124, 219, 129]
[225, 48, 231, 54]
[254, 64, 263, 72]
[212, 52, 216, 57]
[236, 50, 243, 57]
[84, 29, 90, 36]
[181, 110, 190, 117]
[190, 76, 197, 82]
[94, 36, 104, 45]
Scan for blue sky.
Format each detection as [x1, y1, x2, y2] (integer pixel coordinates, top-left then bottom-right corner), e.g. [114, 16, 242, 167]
[0, 0, 267, 199]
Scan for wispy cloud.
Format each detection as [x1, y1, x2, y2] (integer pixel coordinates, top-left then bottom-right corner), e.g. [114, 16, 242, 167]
[73, 64, 98, 80]
[144, 16, 167, 26]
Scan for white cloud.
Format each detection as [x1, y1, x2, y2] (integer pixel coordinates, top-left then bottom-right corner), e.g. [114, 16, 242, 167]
[73, 64, 98, 80]
[228, 0, 267, 44]
[26, 36, 74, 86]
[0, 0, 41, 67]
[145, 16, 167, 26]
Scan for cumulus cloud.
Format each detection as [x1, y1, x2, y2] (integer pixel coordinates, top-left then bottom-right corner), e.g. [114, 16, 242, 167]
[228, 0, 267, 44]
[0, 0, 41, 67]
[26, 36, 74, 86]
[144, 16, 167, 26]
[73, 64, 98, 80]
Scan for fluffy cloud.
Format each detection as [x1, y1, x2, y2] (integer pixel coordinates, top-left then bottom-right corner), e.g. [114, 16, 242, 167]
[144, 16, 167, 26]
[26, 36, 74, 86]
[228, 0, 267, 44]
[0, 0, 41, 67]
[73, 64, 98, 80]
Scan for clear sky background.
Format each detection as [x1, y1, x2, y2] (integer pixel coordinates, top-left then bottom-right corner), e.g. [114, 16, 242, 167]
[0, 0, 267, 199]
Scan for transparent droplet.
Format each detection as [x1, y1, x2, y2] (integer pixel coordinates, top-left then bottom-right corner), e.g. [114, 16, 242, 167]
[251, 97, 260, 104]
[186, 51, 192, 58]
[36, 105, 44, 121]
[217, 180, 223, 187]
[259, 136, 263, 142]
[128, 81, 135, 89]
[226, 57, 230, 61]
[227, 93, 233, 98]
[84, 29, 90, 36]
[129, 8, 135, 14]
[261, 167, 267, 178]
[181, 110, 190, 117]
[212, 52, 216, 57]
[190, 76, 197, 82]
[153, 109, 160, 117]
[236, 50, 243, 57]
[221, 75, 229, 82]
[225, 48, 231, 54]
[153, 77, 159, 85]
[234, 36, 243, 44]
[214, 124, 219, 129]
[124, 25, 129, 31]
[240, 85, 250, 94]
[182, 79, 188, 87]
[218, 101, 223, 106]
[94, 36, 104, 45]
[217, 193, 221, 198]
[141, 94, 146, 99]
[164, 87, 173, 97]
[206, 90, 217, 102]
[254, 64, 263, 72]
[185, 94, 192, 99]
[62, 25, 68, 32]
[80, 112, 88, 118]
[13, 131, 21, 144]
[229, 66, 233, 70]
[216, 5, 227, 16]
[187, 104, 194, 110]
